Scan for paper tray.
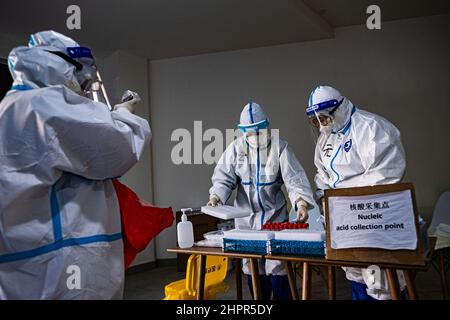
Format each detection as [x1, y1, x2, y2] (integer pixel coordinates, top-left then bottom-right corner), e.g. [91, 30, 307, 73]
[223, 229, 274, 240]
[201, 205, 250, 220]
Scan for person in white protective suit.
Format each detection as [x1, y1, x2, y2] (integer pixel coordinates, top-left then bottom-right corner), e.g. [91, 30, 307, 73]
[208, 102, 315, 300]
[0, 31, 151, 299]
[306, 85, 407, 300]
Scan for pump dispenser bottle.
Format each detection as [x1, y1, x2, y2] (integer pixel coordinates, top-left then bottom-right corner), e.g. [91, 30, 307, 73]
[177, 208, 194, 248]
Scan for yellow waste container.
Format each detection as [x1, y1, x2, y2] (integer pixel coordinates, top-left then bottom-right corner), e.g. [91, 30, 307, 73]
[164, 254, 229, 300]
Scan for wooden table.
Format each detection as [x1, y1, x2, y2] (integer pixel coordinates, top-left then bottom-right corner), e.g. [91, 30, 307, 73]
[266, 237, 436, 300]
[167, 247, 264, 300]
[168, 238, 435, 301]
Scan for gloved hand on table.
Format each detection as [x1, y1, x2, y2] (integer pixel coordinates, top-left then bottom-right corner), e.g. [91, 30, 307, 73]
[207, 194, 221, 207]
[294, 199, 309, 223]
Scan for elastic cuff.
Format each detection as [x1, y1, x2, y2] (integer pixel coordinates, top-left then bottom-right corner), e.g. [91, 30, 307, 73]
[114, 107, 131, 114]
[210, 194, 221, 203]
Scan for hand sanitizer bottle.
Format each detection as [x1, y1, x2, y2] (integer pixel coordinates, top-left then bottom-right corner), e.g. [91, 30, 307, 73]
[177, 208, 194, 248]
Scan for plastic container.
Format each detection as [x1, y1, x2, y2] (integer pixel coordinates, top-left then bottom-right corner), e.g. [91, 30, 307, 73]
[164, 255, 229, 300]
[269, 240, 325, 257]
[177, 208, 194, 248]
[274, 230, 326, 241]
[222, 229, 275, 254]
[203, 230, 224, 242]
[262, 222, 309, 230]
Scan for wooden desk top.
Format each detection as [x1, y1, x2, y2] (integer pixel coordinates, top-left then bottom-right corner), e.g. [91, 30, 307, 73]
[266, 237, 436, 271]
[167, 246, 264, 259]
[167, 237, 436, 271]
[265, 254, 429, 270]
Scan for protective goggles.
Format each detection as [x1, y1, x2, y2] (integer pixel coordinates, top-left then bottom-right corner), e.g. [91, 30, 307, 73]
[237, 119, 269, 132]
[306, 98, 344, 118]
[46, 46, 94, 71]
[67, 47, 93, 59]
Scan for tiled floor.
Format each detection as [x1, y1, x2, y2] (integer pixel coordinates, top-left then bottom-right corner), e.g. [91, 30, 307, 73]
[123, 261, 448, 300]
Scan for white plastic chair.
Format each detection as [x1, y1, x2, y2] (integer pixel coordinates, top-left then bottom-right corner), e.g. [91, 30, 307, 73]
[428, 191, 450, 300]
[428, 191, 450, 236]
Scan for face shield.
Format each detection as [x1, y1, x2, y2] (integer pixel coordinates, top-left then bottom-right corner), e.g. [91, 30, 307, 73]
[306, 98, 344, 142]
[47, 47, 112, 109]
[238, 119, 270, 148]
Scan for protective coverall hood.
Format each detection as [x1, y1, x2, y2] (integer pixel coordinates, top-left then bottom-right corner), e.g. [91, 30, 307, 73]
[307, 85, 354, 135]
[238, 102, 271, 148]
[8, 31, 82, 90]
[8, 46, 81, 91]
[8, 30, 100, 98]
[238, 102, 269, 132]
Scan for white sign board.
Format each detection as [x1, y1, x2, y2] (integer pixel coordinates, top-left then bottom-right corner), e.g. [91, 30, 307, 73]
[329, 190, 417, 250]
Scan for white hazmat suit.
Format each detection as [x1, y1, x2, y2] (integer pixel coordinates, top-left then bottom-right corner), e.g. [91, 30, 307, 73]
[0, 31, 151, 299]
[307, 85, 406, 300]
[210, 102, 315, 275]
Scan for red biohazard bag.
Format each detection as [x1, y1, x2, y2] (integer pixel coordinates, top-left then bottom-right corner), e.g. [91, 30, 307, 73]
[112, 179, 174, 269]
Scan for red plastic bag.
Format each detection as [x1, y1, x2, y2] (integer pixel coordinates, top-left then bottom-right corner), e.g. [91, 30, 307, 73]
[112, 179, 174, 269]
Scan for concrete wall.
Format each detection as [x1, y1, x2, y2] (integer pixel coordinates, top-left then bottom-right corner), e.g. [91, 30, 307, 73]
[0, 33, 25, 58]
[149, 14, 450, 259]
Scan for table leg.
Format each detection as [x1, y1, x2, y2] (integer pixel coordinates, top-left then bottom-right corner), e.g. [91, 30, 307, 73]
[328, 266, 336, 300]
[234, 258, 243, 300]
[250, 258, 262, 300]
[302, 262, 311, 300]
[286, 261, 299, 300]
[403, 270, 418, 300]
[385, 268, 401, 300]
[439, 250, 448, 300]
[197, 254, 206, 300]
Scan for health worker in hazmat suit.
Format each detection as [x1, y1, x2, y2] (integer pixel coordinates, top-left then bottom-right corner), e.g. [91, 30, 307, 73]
[306, 85, 407, 300]
[208, 102, 315, 300]
[0, 30, 151, 299]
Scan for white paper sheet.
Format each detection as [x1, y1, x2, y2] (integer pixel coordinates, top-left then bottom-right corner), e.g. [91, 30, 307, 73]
[329, 190, 417, 250]
[201, 205, 250, 220]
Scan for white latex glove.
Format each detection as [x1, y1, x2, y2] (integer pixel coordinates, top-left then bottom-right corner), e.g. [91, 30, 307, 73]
[113, 90, 141, 114]
[295, 199, 309, 223]
[207, 194, 220, 207]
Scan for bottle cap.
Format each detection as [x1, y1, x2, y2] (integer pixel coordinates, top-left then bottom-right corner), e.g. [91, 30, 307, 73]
[180, 208, 193, 222]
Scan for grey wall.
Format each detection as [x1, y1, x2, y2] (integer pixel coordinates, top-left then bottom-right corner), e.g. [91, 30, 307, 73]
[0, 33, 24, 58]
[150, 14, 450, 258]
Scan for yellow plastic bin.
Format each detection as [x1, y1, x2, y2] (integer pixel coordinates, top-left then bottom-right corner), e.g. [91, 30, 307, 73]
[164, 254, 229, 300]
